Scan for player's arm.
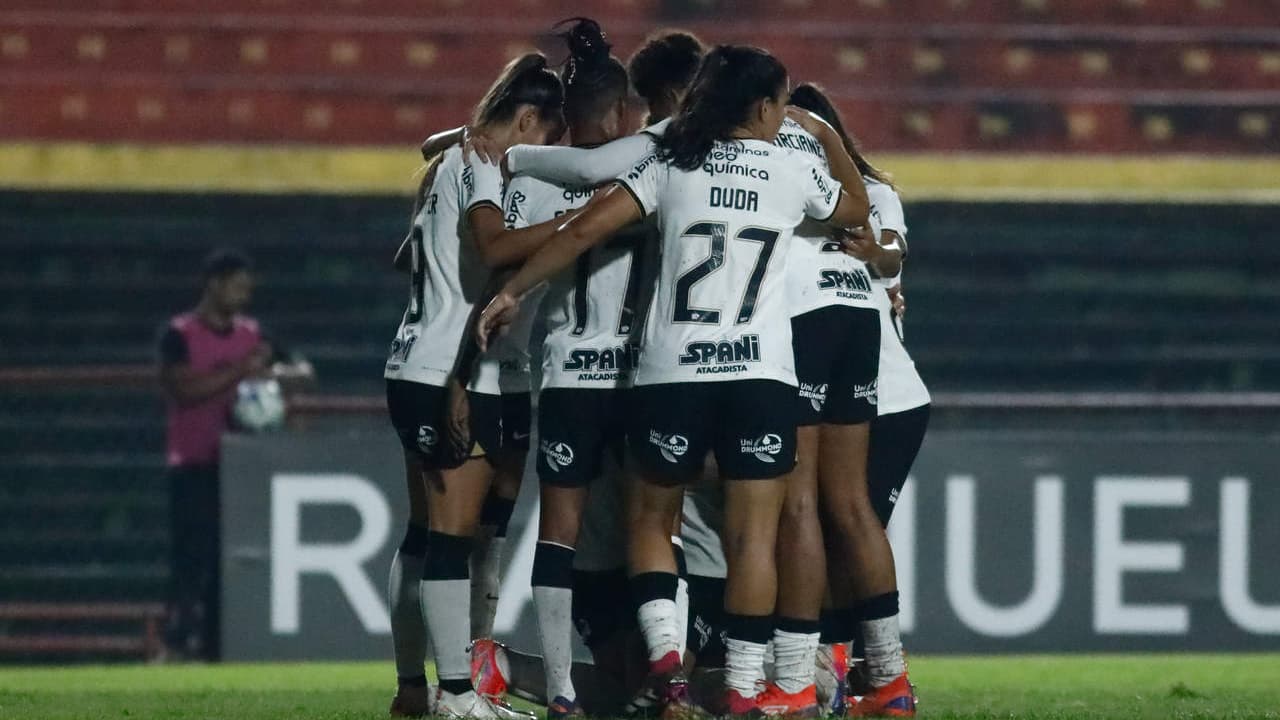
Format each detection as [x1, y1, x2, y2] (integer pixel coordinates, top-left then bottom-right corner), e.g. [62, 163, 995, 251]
[157, 329, 269, 407]
[421, 126, 464, 160]
[787, 108, 870, 227]
[263, 337, 316, 390]
[477, 185, 642, 349]
[468, 203, 583, 269]
[505, 133, 654, 187]
[869, 186, 909, 279]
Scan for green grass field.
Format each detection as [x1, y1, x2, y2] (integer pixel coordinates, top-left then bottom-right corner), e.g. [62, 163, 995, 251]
[2, 655, 1278, 720]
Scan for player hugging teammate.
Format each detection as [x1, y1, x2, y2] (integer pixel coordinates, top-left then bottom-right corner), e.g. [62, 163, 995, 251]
[386, 17, 930, 720]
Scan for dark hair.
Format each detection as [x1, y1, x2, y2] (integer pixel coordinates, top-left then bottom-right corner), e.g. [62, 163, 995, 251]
[655, 45, 787, 171]
[627, 30, 704, 114]
[471, 52, 564, 133]
[201, 248, 251, 285]
[788, 82, 894, 188]
[555, 18, 629, 130]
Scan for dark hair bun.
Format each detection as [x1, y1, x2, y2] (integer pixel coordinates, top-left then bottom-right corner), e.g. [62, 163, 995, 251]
[557, 17, 611, 84]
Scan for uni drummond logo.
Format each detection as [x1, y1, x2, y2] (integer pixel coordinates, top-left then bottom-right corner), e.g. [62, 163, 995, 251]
[648, 431, 690, 463]
[741, 433, 784, 463]
[541, 440, 575, 472]
[799, 382, 828, 412]
[416, 425, 438, 453]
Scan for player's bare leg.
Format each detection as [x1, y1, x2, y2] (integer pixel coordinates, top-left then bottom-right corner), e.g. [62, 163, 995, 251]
[390, 449, 433, 717]
[817, 422, 913, 717]
[760, 425, 823, 717]
[721, 474, 788, 717]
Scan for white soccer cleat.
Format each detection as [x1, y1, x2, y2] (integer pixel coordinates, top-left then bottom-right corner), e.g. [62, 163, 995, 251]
[435, 689, 536, 720]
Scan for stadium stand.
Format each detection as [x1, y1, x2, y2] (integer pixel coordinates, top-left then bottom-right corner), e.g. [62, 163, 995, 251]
[1, 0, 1278, 150]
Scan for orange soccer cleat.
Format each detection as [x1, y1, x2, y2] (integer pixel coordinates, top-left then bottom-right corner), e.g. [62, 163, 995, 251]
[721, 687, 764, 720]
[757, 681, 819, 718]
[847, 673, 915, 718]
[469, 638, 510, 699]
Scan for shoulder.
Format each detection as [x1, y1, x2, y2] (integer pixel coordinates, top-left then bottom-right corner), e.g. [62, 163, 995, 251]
[865, 180, 902, 209]
[639, 117, 671, 139]
[233, 315, 261, 335]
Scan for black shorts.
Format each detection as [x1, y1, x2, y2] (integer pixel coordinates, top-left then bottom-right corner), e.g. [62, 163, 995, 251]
[385, 380, 528, 469]
[868, 403, 930, 526]
[687, 574, 727, 669]
[571, 568, 634, 649]
[536, 388, 627, 487]
[628, 379, 797, 482]
[473, 391, 532, 461]
[792, 306, 881, 426]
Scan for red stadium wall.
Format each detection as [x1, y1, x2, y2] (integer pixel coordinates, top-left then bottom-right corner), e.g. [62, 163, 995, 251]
[1, 0, 1278, 152]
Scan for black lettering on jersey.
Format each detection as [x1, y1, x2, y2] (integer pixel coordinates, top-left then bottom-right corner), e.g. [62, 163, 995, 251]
[462, 165, 474, 196]
[810, 166, 835, 204]
[709, 187, 759, 212]
[504, 190, 527, 227]
[817, 268, 873, 294]
[628, 153, 658, 181]
[678, 334, 761, 366]
[424, 193, 439, 216]
[562, 187, 594, 202]
[776, 131, 824, 158]
[562, 344, 640, 372]
[702, 162, 770, 180]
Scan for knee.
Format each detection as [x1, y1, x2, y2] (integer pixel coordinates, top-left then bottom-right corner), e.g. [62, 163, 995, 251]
[782, 488, 820, 526]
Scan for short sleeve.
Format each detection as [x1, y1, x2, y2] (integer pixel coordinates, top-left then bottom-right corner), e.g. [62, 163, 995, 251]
[158, 326, 188, 365]
[615, 151, 663, 216]
[502, 177, 536, 230]
[461, 158, 504, 214]
[868, 184, 907, 239]
[802, 162, 842, 222]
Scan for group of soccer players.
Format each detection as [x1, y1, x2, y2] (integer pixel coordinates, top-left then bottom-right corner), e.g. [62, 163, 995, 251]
[383, 17, 931, 720]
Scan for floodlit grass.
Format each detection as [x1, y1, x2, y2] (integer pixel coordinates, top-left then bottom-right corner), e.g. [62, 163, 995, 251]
[1, 655, 1278, 719]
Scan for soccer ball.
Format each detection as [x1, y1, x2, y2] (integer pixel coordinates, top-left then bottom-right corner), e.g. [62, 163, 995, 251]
[233, 378, 286, 432]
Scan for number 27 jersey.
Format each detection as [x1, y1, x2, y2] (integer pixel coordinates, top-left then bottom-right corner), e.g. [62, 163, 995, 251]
[616, 139, 842, 387]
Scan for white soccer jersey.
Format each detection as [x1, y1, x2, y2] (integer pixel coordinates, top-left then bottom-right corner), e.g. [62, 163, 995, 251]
[779, 118, 881, 316]
[507, 170, 651, 389]
[619, 139, 843, 387]
[385, 146, 505, 388]
[865, 184, 930, 414]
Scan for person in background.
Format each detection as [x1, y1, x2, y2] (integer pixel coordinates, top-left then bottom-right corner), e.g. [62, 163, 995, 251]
[156, 247, 312, 660]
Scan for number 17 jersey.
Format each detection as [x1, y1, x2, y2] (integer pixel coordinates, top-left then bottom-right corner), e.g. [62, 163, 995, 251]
[616, 139, 842, 387]
[506, 174, 652, 390]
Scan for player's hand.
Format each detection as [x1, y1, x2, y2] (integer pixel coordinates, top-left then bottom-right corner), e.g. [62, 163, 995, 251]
[887, 283, 906, 318]
[463, 129, 500, 165]
[786, 106, 835, 139]
[839, 226, 883, 262]
[445, 376, 471, 458]
[500, 149, 514, 183]
[244, 342, 274, 377]
[476, 291, 520, 352]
